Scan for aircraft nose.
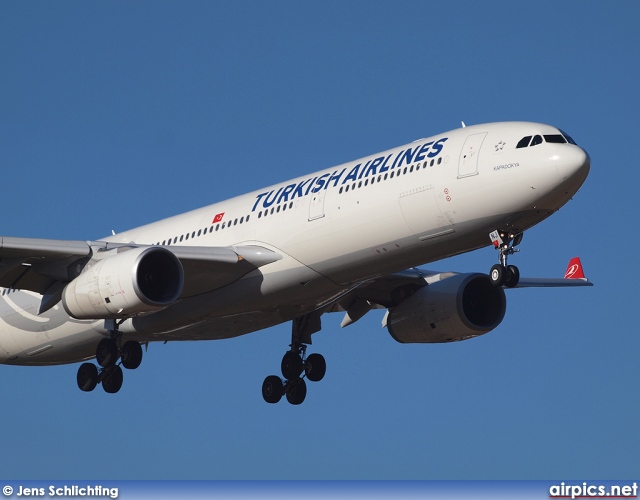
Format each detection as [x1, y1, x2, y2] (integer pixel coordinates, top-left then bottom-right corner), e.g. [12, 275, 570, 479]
[555, 145, 591, 188]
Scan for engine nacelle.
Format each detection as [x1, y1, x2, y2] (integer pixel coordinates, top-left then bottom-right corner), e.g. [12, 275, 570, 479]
[387, 273, 506, 343]
[62, 246, 184, 320]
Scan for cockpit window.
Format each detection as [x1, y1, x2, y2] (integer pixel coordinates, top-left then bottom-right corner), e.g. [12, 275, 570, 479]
[559, 129, 577, 145]
[517, 131, 578, 149]
[544, 134, 567, 144]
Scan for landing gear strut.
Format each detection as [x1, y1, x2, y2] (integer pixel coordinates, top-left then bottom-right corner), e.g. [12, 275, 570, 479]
[76, 323, 144, 394]
[262, 313, 326, 405]
[489, 230, 522, 288]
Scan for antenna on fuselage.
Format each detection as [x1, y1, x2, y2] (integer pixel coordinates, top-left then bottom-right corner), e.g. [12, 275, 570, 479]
[461, 121, 466, 128]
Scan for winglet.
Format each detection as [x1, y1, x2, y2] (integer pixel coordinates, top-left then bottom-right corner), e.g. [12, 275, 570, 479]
[564, 257, 586, 280]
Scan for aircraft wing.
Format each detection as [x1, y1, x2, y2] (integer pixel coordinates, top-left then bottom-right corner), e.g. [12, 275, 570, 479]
[513, 277, 593, 288]
[514, 257, 593, 287]
[330, 258, 592, 328]
[0, 236, 281, 308]
[0, 237, 92, 294]
[168, 244, 282, 297]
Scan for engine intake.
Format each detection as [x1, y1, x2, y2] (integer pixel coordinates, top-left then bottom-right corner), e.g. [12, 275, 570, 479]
[387, 273, 506, 343]
[62, 246, 184, 320]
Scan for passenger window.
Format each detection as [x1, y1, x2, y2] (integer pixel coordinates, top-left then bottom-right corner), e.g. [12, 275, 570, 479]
[516, 136, 532, 148]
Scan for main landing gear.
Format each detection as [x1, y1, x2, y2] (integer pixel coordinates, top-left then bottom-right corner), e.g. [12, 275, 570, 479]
[76, 334, 143, 394]
[489, 229, 523, 288]
[262, 313, 326, 405]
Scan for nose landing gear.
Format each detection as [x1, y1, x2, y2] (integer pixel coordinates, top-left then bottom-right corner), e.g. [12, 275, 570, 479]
[489, 230, 522, 288]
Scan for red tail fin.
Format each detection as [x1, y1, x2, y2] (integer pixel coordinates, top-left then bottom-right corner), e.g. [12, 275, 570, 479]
[564, 257, 586, 279]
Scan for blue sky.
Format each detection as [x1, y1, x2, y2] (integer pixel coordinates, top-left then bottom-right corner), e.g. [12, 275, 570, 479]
[0, 1, 638, 480]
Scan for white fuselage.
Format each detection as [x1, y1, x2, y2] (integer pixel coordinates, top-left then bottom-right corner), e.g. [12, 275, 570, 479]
[0, 122, 590, 365]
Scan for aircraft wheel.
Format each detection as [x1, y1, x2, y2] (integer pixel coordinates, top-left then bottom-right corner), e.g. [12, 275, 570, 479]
[102, 365, 124, 394]
[281, 351, 303, 379]
[305, 353, 326, 382]
[285, 378, 307, 405]
[96, 338, 118, 368]
[490, 264, 506, 287]
[121, 341, 143, 370]
[77, 363, 99, 392]
[504, 265, 520, 288]
[262, 375, 284, 404]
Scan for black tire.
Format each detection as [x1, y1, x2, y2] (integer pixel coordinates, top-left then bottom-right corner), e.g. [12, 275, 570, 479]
[96, 338, 118, 368]
[77, 363, 98, 392]
[121, 341, 143, 370]
[262, 375, 284, 404]
[504, 265, 520, 288]
[281, 351, 303, 379]
[285, 378, 307, 405]
[305, 353, 326, 382]
[490, 264, 505, 287]
[102, 365, 124, 394]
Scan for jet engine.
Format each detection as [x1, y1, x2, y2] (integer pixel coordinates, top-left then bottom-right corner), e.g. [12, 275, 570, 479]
[386, 273, 506, 343]
[62, 246, 184, 320]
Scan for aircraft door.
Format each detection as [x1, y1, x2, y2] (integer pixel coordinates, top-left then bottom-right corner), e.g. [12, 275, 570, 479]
[308, 190, 326, 221]
[399, 186, 454, 240]
[458, 132, 487, 178]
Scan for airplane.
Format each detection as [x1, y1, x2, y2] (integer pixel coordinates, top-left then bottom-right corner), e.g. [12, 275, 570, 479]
[0, 121, 592, 405]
